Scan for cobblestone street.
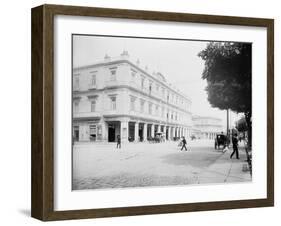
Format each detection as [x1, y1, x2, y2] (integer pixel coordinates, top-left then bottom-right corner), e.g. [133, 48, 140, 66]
[73, 140, 251, 190]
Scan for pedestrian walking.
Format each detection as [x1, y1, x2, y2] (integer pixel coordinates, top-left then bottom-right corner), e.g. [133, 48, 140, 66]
[116, 135, 121, 149]
[230, 134, 239, 159]
[181, 136, 188, 151]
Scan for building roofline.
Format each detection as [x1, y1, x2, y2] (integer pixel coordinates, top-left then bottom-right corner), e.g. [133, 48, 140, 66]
[192, 115, 223, 121]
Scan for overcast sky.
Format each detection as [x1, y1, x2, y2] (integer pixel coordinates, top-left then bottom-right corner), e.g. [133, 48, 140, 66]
[73, 35, 240, 129]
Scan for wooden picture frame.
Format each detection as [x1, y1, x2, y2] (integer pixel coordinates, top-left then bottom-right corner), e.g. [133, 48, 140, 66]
[31, 4, 274, 221]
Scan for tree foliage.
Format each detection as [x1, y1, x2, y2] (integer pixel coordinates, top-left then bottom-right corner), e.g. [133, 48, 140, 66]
[198, 42, 252, 114]
[198, 42, 252, 147]
[236, 117, 248, 132]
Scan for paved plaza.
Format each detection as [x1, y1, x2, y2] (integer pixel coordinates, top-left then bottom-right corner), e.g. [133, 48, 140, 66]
[72, 140, 251, 190]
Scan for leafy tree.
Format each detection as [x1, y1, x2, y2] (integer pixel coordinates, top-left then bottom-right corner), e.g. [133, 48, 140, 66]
[198, 42, 252, 147]
[236, 117, 248, 132]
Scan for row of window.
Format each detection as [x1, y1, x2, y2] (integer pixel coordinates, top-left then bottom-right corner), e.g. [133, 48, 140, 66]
[74, 94, 184, 121]
[73, 95, 117, 113]
[73, 67, 190, 112]
[73, 68, 117, 90]
[130, 69, 189, 109]
[130, 96, 183, 121]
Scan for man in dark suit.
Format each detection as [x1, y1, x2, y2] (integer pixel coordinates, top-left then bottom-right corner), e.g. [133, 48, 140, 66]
[181, 136, 188, 151]
[230, 134, 239, 159]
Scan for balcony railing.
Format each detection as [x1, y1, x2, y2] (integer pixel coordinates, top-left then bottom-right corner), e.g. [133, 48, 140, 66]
[88, 84, 97, 90]
[73, 111, 101, 119]
[104, 80, 131, 88]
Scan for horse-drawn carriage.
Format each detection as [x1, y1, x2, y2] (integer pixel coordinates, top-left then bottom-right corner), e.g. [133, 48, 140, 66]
[214, 134, 228, 150]
[147, 132, 166, 143]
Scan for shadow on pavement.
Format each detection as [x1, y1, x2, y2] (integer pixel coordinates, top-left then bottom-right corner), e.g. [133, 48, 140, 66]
[161, 146, 225, 168]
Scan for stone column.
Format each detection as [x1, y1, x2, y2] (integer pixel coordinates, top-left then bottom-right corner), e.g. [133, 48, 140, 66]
[78, 124, 83, 141]
[173, 127, 176, 138]
[143, 123, 147, 141]
[101, 120, 108, 142]
[79, 124, 89, 141]
[179, 127, 182, 138]
[134, 122, 139, 142]
[120, 120, 129, 143]
[151, 124, 155, 138]
[167, 126, 170, 140]
[158, 125, 161, 133]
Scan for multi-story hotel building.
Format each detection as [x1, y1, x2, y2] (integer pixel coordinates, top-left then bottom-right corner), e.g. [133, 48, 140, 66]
[192, 115, 223, 139]
[73, 51, 193, 143]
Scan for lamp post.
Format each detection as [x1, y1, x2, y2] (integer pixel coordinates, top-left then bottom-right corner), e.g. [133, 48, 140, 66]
[227, 109, 229, 136]
[227, 109, 230, 146]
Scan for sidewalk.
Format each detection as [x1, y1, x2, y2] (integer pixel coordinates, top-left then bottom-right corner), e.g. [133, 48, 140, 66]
[198, 148, 252, 184]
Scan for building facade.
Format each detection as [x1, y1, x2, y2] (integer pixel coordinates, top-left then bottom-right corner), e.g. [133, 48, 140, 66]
[192, 115, 223, 139]
[73, 51, 193, 143]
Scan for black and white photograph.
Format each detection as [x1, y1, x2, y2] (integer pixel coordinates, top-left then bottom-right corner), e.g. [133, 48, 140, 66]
[72, 35, 252, 190]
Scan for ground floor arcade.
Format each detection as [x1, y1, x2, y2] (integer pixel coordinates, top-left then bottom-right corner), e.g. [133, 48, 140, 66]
[193, 131, 218, 140]
[73, 116, 192, 143]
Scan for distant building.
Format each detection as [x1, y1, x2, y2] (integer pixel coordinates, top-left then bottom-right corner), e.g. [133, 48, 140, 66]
[192, 115, 223, 139]
[72, 51, 193, 143]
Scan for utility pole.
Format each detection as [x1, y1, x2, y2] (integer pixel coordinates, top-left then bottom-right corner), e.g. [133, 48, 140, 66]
[226, 109, 229, 136]
[227, 109, 230, 146]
